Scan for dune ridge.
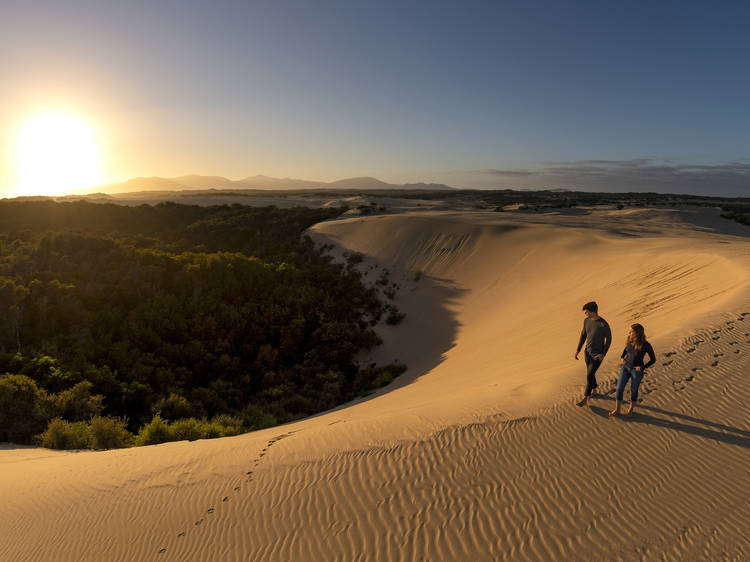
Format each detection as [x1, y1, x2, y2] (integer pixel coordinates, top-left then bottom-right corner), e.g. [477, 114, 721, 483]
[1, 206, 749, 561]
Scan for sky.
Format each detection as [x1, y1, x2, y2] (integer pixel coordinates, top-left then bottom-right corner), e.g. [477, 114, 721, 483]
[1, 0, 749, 197]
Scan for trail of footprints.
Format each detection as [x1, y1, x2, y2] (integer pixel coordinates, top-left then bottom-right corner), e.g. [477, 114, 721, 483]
[657, 313, 749, 393]
[155, 313, 750, 552]
[157, 431, 296, 555]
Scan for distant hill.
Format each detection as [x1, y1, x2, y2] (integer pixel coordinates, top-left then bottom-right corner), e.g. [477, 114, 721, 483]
[98, 177, 189, 193]
[327, 177, 392, 189]
[92, 175, 455, 194]
[235, 175, 324, 190]
[172, 175, 238, 190]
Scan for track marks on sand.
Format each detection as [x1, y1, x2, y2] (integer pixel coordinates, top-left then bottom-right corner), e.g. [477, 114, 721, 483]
[649, 315, 749, 396]
[156, 431, 297, 555]
[243, 314, 749, 560]
[157, 313, 750, 560]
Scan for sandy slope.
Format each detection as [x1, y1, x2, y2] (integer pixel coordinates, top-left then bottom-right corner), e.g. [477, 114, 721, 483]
[1, 206, 749, 561]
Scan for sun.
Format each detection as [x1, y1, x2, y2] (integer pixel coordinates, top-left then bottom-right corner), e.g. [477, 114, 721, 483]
[15, 113, 101, 197]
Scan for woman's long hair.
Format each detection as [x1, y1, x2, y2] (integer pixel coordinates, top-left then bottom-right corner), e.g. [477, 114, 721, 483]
[628, 323, 646, 350]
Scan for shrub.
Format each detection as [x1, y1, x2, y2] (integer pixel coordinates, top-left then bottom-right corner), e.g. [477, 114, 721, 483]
[0, 374, 49, 444]
[134, 414, 173, 446]
[49, 381, 104, 421]
[208, 414, 244, 437]
[88, 416, 133, 449]
[372, 371, 394, 388]
[152, 393, 205, 420]
[39, 418, 90, 449]
[376, 269, 390, 286]
[136, 414, 245, 445]
[240, 404, 278, 431]
[385, 306, 406, 325]
[345, 252, 364, 267]
[170, 418, 205, 441]
[352, 363, 406, 395]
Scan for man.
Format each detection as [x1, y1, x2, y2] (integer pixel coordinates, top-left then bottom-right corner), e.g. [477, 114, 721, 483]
[574, 301, 611, 407]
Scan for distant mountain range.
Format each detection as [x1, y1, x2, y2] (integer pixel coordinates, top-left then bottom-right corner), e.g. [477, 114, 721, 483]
[94, 175, 455, 194]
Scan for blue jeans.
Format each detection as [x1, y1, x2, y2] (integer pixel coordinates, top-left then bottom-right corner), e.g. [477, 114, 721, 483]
[616, 365, 644, 402]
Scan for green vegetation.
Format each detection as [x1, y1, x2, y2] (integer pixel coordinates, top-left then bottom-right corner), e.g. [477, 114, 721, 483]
[720, 209, 750, 226]
[134, 413, 243, 445]
[40, 416, 133, 450]
[0, 201, 405, 448]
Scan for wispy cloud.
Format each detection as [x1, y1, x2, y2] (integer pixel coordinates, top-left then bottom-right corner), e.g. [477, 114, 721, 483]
[467, 159, 750, 196]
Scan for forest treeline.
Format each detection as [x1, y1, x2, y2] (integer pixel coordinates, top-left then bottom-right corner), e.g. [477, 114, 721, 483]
[0, 201, 404, 448]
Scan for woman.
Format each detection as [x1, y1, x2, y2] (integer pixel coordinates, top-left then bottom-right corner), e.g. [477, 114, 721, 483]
[609, 323, 655, 417]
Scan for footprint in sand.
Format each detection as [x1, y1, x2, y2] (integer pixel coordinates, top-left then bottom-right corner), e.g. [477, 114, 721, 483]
[234, 486, 240, 491]
[686, 347, 696, 353]
[223, 496, 229, 502]
[158, 548, 166, 554]
[713, 329, 721, 334]
[711, 361, 719, 367]
[714, 353, 724, 357]
[726, 320, 735, 325]
[727, 326, 735, 331]
[686, 375, 694, 381]
[665, 351, 676, 357]
[177, 532, 185, 538]
[195, 518, 204, 526]
[730, 341, 738, 345]
[712, 336, 720, 340]
[691, 367, 702, 372]
[734, 349, 741, 354]
[207, 508, 215, 514]
[662, 360, 673, 366]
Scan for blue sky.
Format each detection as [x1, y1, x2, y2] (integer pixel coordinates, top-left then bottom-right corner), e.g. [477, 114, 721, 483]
[2, 0, 749, 195]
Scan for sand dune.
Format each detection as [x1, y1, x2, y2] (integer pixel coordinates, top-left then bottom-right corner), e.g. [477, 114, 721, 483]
[1, 206, 749, 560]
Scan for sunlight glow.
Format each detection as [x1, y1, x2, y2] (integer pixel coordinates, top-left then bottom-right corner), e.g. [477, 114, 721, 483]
[15, 113, 101, 196]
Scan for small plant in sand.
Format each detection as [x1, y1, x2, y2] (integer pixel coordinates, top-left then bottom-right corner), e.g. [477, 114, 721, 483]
[385, 305, 406, 325]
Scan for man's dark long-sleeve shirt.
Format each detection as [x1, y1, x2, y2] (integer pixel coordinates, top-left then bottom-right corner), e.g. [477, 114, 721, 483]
[576, 317, 612, 356]
[621, 341, 656, 369]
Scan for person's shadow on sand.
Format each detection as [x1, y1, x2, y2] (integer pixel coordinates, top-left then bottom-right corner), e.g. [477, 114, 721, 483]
[589, 400, 750, 450]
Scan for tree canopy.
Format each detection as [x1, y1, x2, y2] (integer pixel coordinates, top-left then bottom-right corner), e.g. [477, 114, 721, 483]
[0, 201, 404, 447]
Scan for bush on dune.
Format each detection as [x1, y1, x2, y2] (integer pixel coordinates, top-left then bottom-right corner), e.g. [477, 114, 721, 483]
[135, 413, 244, 445]
[239, 404, 278, 431]
[39, 418, 91, 449]
[48, 381, 104, 421]
[88, 416, 133, 449]
[39, 416, 133, 450]
[0, 374, 50, 444]
[134, 414, 173, 446]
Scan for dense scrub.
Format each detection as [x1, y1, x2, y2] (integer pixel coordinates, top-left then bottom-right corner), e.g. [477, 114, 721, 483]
[720, 209, 750, 226]
[0, 201, 405, 447]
